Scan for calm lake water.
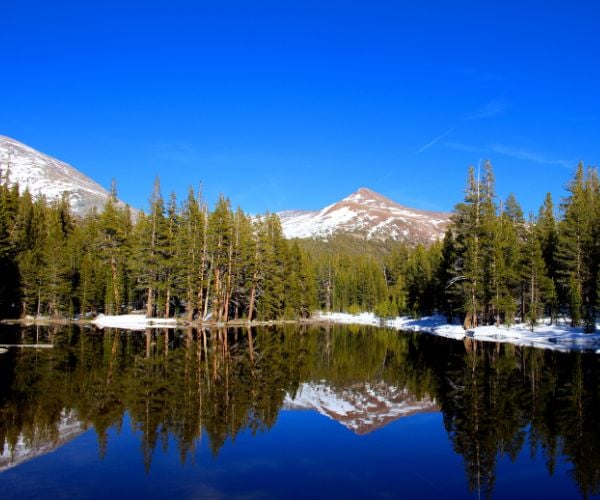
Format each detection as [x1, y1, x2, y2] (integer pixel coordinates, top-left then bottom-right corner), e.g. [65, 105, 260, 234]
[0, 324, 599, 499]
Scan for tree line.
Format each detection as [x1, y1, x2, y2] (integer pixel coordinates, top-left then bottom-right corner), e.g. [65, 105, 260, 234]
[301, 162, 599, 331]
[0, 177, 315, 321]
[0, 162, 598, 330]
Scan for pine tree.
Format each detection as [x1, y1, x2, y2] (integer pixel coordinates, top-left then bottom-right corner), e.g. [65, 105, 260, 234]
[537, 193, 560, 323]
[503, 193, 525, 324]
[174, 187, 204, 321]
[557, 164, 596, 329]
[452, 166, 485, 328]
[133, 178, 168, 317]
[40, 196, 73, 316]
[436, 230, 459, 322]
[0, 173, 19, 317]
[16, 197, 48, 316]
[163, 192, 178, 317]
[207, 195, 235, 322]
[255, 214, 287, 320]
[521, 213, 551, 330]
[229, 208, 254, 320]
[96, 184, 131, 314]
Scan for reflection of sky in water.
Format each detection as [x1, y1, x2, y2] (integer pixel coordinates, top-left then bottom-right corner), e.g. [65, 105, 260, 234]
[0, 411, 583, 499]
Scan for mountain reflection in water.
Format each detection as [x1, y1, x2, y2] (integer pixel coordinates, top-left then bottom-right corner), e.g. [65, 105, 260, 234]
[0, 324, 599, 498]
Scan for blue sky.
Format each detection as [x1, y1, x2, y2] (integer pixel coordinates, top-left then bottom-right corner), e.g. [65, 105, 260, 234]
[2, 1, 599, 214]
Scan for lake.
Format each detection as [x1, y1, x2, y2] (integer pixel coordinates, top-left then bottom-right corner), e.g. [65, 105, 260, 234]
[0, 324, 599, 499]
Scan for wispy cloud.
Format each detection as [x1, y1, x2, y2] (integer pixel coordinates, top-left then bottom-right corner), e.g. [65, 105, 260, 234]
[465, 99, 507, 121]
[490, 144, 574, 169]
[443, 141, 575, 170]
[416, 98, 507, 155]
[415, 127, 455, 154]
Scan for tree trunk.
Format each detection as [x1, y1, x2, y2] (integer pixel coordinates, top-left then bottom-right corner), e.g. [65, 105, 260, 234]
[247, 277, 257, 322]
[110, 254, 120, 314]
[165, 287, 171, 318]
[146, 286, 154, 317]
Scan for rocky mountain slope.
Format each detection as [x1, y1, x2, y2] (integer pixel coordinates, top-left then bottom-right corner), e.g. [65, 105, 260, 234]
[284, 381, 438, 434]
[278, 188, 451, 243]
[0, 135, 126, 216]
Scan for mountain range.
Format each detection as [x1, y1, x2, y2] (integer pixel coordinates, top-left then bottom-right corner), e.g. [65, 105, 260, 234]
[0, 135, 451, 241]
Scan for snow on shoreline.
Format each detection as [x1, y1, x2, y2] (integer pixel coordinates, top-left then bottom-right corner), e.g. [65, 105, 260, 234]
[90, 311, 600, 353]
[315, 312, 600, 353]
[92, 314, 178, 331]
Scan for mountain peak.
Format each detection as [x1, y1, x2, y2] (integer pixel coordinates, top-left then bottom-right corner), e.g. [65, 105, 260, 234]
[343, 187, 398, 205]
[278, 187, 451, 243]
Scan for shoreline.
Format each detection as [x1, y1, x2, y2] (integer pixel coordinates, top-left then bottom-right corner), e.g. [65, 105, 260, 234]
[0, 314, 320, 330]
[2, 312, 600, 354]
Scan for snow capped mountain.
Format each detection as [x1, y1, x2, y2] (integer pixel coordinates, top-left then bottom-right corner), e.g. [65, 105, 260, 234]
[0, 135, 124, 216]
[285, 381, 438, 434]
[278, 187, 451, 243]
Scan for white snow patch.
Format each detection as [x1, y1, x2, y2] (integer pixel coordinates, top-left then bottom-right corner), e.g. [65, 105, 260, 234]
[317, 312, 600, 353]
[314, 311, 382, 326]
[92, 314, 178, 331]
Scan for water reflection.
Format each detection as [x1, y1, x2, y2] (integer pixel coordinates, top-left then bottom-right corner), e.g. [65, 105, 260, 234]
[0, 324, 599, 498]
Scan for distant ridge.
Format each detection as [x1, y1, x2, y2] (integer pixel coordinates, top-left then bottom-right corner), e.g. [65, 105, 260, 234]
[278, 187, 451, 243]
[0, 135, 128, 216]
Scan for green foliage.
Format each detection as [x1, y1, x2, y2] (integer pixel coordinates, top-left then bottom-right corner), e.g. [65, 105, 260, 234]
[0, 163, 598, 330]
[556, 164, 599, 330]
[438, 162, 599, 330]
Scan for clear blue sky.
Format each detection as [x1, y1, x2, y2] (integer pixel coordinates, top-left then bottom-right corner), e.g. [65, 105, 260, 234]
[2, 1, 599, 215]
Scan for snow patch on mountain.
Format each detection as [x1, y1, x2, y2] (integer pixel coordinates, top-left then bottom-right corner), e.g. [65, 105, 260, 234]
[278, 187, 451, 243]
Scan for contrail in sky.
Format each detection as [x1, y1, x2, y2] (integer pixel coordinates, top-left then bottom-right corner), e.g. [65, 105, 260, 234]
[415, 98, 507, 155]
[415, 127, 455, 154]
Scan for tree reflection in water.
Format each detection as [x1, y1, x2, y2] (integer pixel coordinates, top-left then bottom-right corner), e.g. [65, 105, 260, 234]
[0, 324, 599, 497]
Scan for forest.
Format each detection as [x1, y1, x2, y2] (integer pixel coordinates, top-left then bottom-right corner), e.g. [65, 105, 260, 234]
[0, 162, 598, 330]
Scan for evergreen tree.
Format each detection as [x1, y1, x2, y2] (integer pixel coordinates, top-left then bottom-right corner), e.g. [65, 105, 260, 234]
[0, 173, 19, 317]
[521, 213, 551, 330]
[207, 195, 235, 322]
[133, 178, 168, 317]
[96, 184, 131, 314]
[436, 230, 459, 322]
[537, 193, 560, 323]
[40, 196, 73, 316]
[557, 164, 597, 329]
[174, 187, 204, 321]
[502, 194, 525, 324]
[255, 214, 287, 320]
[451, 165, 486, 328]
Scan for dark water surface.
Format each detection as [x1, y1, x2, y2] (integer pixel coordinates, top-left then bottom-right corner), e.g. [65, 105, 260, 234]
[0, 324, 599, 499]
